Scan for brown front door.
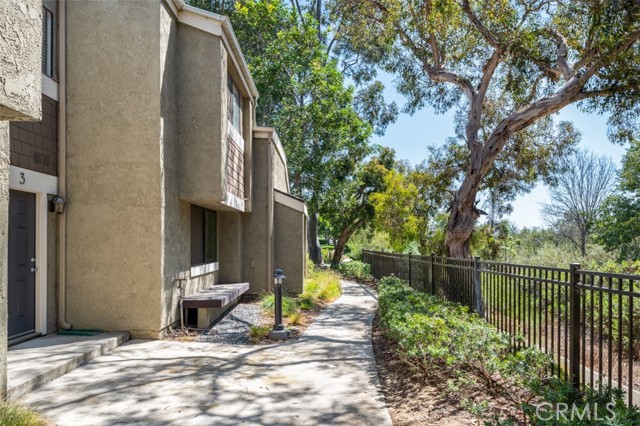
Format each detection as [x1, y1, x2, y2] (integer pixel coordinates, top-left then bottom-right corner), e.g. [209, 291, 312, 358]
[8, 190, 37, 339]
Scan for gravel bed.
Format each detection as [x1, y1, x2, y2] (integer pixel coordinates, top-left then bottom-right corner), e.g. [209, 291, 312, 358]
[196, 303, 269, 344]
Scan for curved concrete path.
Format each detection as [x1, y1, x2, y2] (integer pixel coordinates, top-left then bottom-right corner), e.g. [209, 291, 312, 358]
[20, 281, 392, 426]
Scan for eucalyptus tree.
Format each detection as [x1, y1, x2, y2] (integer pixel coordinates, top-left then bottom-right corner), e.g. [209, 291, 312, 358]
[330, 0, 640, 258]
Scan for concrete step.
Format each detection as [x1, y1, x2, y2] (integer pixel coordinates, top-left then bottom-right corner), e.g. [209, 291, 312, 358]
[7, 331, 129, 401]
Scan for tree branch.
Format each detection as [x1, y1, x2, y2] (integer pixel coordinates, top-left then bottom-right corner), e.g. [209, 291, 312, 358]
[460, 0, 501, 48]
[466, 49, 503, 149]
[548, 28, 572, 80]
[582, 30, 640, 82]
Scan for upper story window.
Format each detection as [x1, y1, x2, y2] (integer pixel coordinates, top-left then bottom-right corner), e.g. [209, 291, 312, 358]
[227, 75, 242, 136]
[42, 5, 55, 78]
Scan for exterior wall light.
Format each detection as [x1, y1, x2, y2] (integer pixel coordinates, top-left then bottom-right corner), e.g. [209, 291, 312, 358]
[269, 268, 289, 340]
[49, 195, 66, 214]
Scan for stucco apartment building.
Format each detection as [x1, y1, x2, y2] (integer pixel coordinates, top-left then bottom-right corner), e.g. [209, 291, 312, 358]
[2, 0, 307, 385]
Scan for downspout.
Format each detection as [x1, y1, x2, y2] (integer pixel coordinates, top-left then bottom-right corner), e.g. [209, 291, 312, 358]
[267, 137, 274, 292]
[57, 0, 71, 330]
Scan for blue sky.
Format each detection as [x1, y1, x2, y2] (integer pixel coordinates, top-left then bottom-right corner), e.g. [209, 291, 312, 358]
[371, 72, 628, 229]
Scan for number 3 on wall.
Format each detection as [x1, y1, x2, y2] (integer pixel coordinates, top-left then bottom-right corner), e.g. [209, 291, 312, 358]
[19, 172, 25, 185]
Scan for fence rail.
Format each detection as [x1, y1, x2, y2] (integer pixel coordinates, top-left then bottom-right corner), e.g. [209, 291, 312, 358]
[362, 249, 640, 405]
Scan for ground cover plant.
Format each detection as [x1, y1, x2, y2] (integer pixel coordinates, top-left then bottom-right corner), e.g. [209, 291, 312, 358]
[335, 260, 374, 283]
[377, 276, 640, 425]
[0, 402, 48, 426]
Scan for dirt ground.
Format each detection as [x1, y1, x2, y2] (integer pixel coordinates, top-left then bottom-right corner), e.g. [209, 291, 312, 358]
[371, 314, 527, 426]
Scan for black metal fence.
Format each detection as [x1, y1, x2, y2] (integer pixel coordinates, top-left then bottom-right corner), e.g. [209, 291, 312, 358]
[362, 249, 640, 405]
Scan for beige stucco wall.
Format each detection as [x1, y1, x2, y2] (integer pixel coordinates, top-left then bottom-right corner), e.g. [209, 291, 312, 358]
[243, 134, 273, 293]
[64, 1, 164, 339]
[0, 0, 42, 399]
[159, 4, 219, 331]
[272, 140, 288, 193]
[218, 212, 243, 284]
[177, 24, 227, 209]
[0, 0, 42, 121]
[274, 201, 306, 294]
[0, 123, 10, 399]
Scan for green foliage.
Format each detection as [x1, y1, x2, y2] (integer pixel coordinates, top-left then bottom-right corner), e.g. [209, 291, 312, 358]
[0, 402, 48, 426]
[596, 139, 640, 261]
[524, 384, 640, 425]
[331, 0, 639, 256]
[302, 268, 342, 306]
[345, 228, 394, 258]
[378, 276, 640, 424]
[335, 260, 374, 282]
[261, 268, 342, 321]
[248, 324, 272, 344]
[261, 294, 299, 317]
[322, 148, 397, 264]
[370, 150, 455, 255]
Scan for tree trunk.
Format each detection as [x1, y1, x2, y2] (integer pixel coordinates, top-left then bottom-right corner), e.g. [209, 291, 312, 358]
[331, 237, 347, 266]
[445, 199, 479, 259]
[445, 153, 485, 259]
[307, 211, 323, 265]
[331, 219, 365, 265]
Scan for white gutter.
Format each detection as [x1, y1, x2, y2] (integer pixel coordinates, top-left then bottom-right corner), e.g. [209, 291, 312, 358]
[57, 0, 71, 330]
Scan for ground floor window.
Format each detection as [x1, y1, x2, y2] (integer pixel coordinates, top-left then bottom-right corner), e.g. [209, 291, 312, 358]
[191, 206, 217, 265]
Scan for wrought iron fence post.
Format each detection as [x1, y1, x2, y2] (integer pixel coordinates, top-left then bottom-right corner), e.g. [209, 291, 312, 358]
[430, 253, 435, 295]
[408, 254, 412, 287]
[569, 263, 582, 389]
[474, 256, 484, 317]
[392, 254, 396, 276]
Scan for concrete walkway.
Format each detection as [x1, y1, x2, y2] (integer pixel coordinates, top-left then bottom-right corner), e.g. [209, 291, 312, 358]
[20, 281, 392, 426]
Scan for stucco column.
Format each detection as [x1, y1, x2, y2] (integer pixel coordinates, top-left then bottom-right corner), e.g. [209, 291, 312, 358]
[0, 122, 9, 399]
[0, 0, 42, 398]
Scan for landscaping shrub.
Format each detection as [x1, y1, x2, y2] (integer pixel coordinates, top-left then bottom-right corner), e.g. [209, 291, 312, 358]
[261, 294, 298, 317]
[335, 260, 374, 282]
[0, 402, 48, 426]
[248, 325, 271, 344]
[377, 276, 640, 424]
[302, 269, 341, 305]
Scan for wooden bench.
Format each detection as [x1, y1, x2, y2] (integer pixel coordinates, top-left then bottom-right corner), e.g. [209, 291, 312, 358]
[182, 283, 250, 328]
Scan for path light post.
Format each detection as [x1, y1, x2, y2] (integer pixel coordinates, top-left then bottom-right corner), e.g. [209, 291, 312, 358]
[269, 268, 289, 340]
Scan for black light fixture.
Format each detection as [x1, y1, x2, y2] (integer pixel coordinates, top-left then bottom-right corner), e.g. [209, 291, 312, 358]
[49, 195, 66, 214]
[269, 268, 288, 340]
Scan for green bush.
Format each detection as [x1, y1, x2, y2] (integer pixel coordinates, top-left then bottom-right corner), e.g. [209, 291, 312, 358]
[0, 403, 48, 426]
[336, 261, 374, 282]
[302, 269, 341, 307]
[378, 276, 522, 390]
[261, 294, 299, 317]
[378, 276, 640, 424]
[248, 325, 271, 344]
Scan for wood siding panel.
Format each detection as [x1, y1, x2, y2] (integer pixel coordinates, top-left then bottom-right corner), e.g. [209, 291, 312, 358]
[9, 94, 58, 176]
[226, 137, 244, 198]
